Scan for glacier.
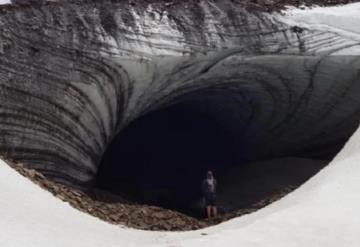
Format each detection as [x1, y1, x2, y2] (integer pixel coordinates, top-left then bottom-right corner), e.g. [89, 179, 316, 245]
[0, 1, 360, 246]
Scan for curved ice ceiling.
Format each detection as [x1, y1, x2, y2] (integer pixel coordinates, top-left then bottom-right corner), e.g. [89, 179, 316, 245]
[0, 0, 360, 189]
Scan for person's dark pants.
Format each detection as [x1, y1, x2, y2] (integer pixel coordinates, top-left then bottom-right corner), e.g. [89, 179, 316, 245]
[205, 193, 216, 206]
[204, 193, 217, 218]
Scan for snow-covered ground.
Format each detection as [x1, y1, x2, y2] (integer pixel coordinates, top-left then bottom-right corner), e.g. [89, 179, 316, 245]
[0, 0, 10, 5]
[277, 3, 360, 43]
[2, 125, 360, 247]
[1, 3, 360, 247]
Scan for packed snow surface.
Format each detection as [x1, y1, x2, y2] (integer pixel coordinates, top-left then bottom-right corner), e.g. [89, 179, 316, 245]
[1, 3, 360, 247]
[278, 2, 360, 42]
[0, 0, 10, 4]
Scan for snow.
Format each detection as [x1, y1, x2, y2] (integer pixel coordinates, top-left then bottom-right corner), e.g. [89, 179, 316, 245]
[0, 0, 10, 5]
[277, 3, 360, 42]
[1, 2, 360, 247]
[2, 126, 360, 246]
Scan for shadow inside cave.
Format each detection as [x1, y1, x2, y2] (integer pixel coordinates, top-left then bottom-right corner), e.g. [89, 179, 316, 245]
[96, 104, 236, 217]
[93, 56, 360, 219]
[94, 101, 332, 218]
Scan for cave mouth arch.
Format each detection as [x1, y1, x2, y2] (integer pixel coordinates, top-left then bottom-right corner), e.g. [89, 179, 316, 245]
[94, 91, 335, 218]
[95, 102, 238, 217]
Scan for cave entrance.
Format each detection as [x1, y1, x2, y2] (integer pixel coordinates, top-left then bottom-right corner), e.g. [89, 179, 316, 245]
[94, 98, 333, 219]
[95, 103, 236, 216]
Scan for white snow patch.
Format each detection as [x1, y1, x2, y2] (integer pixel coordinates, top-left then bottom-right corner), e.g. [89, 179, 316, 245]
[0, 0, 10, 5]
[1, 123, 360, 246]
[277, 3, 360, 44]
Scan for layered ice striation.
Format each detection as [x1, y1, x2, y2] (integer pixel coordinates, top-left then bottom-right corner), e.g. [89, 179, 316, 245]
[0, 0, 360, 188]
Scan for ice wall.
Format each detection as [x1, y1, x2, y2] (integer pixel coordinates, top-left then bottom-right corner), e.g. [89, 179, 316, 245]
[0, 0, 360, 187]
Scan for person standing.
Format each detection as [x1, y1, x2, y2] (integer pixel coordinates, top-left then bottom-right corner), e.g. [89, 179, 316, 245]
[202, 170, 218, 219]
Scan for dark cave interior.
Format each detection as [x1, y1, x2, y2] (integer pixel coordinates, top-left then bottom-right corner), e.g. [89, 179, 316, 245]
[94, 96, 345, 217]
[96, 103, 238, 214]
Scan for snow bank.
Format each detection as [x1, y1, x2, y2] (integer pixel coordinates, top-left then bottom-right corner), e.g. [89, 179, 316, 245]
[0, 0, 10, 4]
[1, 2, 360, 247]
[278, 3, 360, 42]
[1, 125, 360, 247]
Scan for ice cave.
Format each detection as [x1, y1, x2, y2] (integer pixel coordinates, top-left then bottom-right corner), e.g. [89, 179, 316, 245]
[1, 0, 360, 246]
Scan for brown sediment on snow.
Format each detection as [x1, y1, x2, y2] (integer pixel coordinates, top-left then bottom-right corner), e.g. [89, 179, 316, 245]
[3, 0, 360, 13]
[3, 157, 298, 231]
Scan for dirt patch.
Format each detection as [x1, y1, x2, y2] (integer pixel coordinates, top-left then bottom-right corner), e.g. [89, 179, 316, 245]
[2, 0, 360, 14]
[3, 157, 297, 231]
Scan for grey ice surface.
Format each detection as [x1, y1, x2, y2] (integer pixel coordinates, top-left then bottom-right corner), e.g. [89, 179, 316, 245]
[0, 0, 359, 187]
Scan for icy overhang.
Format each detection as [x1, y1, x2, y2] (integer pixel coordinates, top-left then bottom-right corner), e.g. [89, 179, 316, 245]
[0, 0, 359, 189]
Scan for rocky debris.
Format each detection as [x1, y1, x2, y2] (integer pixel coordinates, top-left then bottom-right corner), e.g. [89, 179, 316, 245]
[2, 157, 208, 231]
[11, 0, 47, 5]
[2, 156, 297, 231]
[6, 0, 360, 13]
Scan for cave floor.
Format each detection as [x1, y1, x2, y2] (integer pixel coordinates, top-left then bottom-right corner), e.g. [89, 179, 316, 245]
[3, 157, 304, 231]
